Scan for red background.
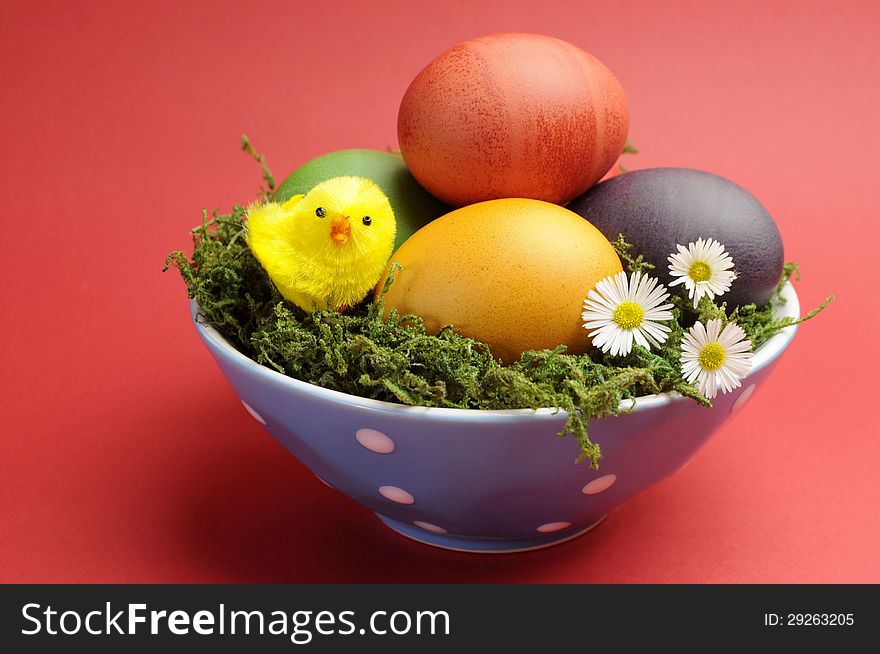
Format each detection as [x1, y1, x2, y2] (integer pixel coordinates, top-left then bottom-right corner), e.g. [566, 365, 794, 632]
[2, 0, 877, 583]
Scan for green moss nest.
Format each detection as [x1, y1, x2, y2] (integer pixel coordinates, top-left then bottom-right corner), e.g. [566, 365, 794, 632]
[165, 142, 830, 467]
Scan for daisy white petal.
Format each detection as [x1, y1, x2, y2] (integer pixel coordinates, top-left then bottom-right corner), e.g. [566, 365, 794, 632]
[667, 237, 737, 308]
[581, 271, 674, 357]
[679, 318, 753, 399]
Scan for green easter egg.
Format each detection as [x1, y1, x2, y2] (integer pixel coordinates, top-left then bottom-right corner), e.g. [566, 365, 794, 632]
[274, 149, 450, 249]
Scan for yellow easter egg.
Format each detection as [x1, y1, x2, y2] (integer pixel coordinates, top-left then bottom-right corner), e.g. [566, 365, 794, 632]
[376, 198, 623, 363]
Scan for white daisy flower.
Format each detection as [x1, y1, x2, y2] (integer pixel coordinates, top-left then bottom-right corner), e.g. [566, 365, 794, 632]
[667, 238, 737, 308]
[680, 318, 753, 399]
[582, 271, 674, 357]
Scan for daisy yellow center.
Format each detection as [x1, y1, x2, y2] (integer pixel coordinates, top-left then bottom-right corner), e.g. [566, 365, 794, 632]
[698, 343, 726, 371]
[612, 302, 644, 330]
[688, 261, 712, 282]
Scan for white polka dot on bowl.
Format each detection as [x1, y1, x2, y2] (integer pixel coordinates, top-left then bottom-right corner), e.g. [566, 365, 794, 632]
[582, 474, 616, 495]
[356, 428, 395, 454]
[378, 486, 414, 505]
[414, 520, 447, 534]
[537, 521, 571, 534]
[731, 384, 757, 414]
[241, 401, 266, 425]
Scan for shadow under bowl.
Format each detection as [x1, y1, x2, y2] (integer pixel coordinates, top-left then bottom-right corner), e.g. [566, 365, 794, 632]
[190, 284, 799, 553]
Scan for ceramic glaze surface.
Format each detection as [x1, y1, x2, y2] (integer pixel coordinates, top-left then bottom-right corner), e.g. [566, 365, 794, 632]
[191, 285, 798, 552]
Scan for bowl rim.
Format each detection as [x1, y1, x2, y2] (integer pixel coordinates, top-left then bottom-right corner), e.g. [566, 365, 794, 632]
[191, 283, 799, 418]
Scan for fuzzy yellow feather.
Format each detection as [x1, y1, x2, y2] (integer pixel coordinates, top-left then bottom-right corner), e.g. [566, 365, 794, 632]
[245, 176, 397, 311]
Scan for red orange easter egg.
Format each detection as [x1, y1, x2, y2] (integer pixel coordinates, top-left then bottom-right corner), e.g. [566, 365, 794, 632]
[397, 33, 630, 207]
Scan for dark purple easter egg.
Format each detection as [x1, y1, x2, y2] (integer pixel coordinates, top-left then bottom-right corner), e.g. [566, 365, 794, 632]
[568, 168, 784, 307]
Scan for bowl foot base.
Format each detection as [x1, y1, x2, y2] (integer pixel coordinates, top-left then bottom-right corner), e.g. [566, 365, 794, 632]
[375, 514, 606, 553]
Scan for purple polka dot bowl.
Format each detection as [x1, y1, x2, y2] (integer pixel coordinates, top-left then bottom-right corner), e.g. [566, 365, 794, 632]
[190, 284, 799, 553]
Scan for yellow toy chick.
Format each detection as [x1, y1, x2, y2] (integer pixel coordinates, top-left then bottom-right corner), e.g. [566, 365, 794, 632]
[245, 176, 396, 312]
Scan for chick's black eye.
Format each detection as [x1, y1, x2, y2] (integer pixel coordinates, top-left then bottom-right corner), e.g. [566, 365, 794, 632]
[362, 216, 372, 226]
[315, 207, 326, 218]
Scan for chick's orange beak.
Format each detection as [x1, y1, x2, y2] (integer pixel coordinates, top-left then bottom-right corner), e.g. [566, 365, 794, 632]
[330, 215, 351, 245]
